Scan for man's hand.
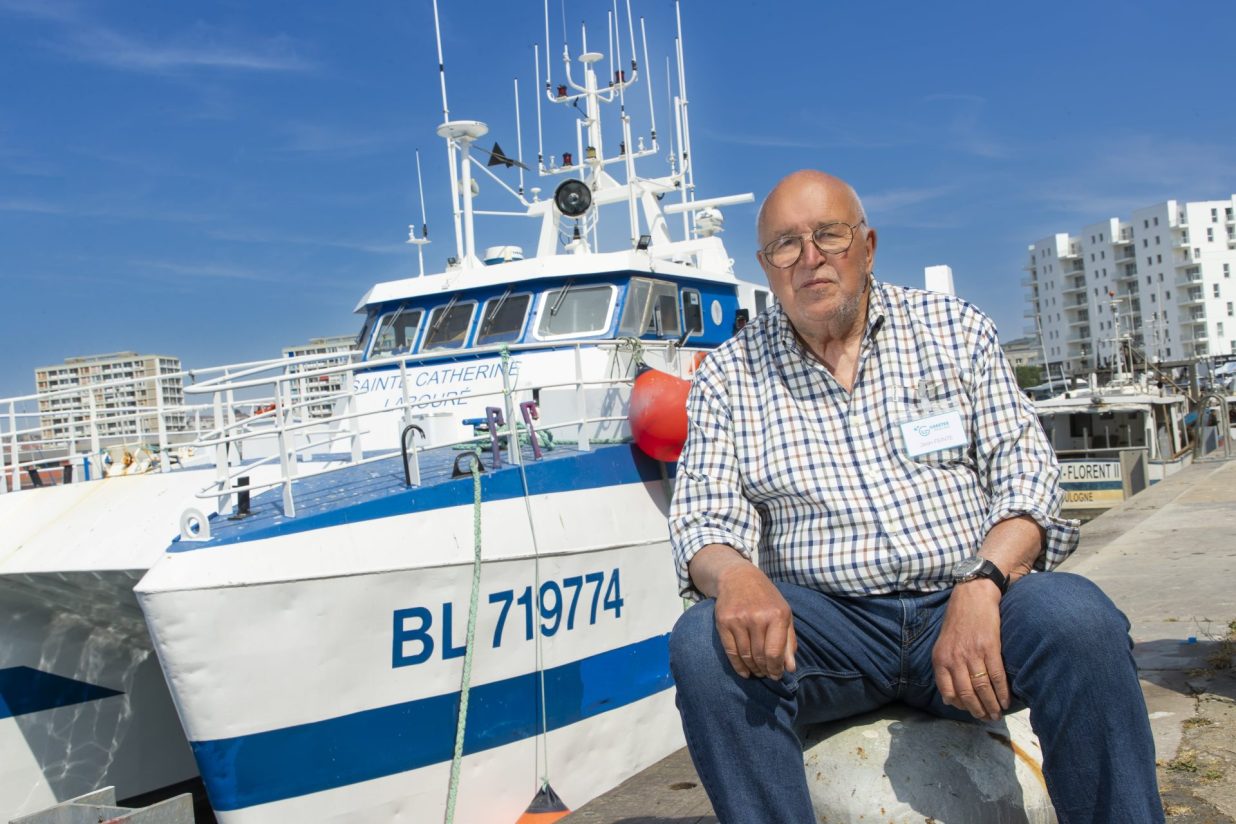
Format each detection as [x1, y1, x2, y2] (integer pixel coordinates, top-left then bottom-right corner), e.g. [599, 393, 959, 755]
[687, 545, 797, 679]
[931, 579, 1009, 721]
[714, 563, 797, 679]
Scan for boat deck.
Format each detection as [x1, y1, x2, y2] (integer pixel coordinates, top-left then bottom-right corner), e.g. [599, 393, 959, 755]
[174, 436, 661, 551]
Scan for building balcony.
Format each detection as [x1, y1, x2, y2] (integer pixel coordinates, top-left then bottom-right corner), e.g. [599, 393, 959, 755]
[1179, 291, 1205, 306]
[1020, 275, 1035, 287]
[1061, 280, 1087, 295]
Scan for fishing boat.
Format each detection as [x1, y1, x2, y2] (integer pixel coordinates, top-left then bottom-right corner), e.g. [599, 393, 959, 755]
[131, 3, 764, 821]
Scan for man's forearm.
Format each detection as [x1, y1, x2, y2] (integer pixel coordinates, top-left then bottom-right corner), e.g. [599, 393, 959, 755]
[979, 515, 1045, 586]
[687, 544, 754, 599]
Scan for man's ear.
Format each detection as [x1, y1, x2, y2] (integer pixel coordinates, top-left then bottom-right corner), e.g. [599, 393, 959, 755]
[864, 226, 878, 272]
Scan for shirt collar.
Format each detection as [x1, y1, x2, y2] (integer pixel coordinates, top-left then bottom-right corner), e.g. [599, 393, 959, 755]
[771, 277, 889, 360]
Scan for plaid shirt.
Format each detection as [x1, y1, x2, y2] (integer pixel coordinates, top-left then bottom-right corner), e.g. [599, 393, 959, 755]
[670, 280, 1079, 599]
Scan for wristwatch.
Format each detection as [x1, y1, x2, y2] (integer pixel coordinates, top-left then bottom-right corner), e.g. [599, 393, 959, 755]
[950, 556, 1009, 595]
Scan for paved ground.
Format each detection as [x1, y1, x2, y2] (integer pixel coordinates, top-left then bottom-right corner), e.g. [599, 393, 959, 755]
[568, 457, 1236, 823]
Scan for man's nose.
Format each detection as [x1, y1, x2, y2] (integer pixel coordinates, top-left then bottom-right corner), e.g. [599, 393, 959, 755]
[797, 236, 827, 269]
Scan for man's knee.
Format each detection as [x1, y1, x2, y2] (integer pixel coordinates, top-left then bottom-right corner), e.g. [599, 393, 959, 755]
[1004, 572, 1132, 656]
[669, 600, 728, 689]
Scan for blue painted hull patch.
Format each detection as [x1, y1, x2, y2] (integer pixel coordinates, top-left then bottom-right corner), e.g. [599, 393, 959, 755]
[192, 633, 674, 811]
[0, 666, 123, 719]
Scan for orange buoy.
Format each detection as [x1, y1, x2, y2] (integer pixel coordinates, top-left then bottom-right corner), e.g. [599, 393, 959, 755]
[629, 367, 691, 462]
[515, 783, 570, 823]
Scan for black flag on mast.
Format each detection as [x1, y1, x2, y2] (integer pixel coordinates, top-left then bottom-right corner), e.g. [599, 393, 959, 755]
[483, 141, 528, 171]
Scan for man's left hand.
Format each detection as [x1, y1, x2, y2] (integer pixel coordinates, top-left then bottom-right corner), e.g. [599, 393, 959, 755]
[931, 580, 1009, 721]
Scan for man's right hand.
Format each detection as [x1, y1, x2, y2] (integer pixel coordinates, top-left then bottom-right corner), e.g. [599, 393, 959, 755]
[688, 545, 797, 680]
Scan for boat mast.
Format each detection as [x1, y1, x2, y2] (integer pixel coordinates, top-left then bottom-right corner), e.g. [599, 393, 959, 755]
[431, 0, 464, 265]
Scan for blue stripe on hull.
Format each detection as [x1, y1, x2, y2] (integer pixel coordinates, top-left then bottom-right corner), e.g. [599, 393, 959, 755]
[1060, 480, 1123, 491]
[192, 633, 674, 811]
[0, 666, 123, 719]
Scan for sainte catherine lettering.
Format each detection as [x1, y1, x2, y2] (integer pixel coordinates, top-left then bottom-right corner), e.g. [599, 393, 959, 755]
[354, 361, 520, 394]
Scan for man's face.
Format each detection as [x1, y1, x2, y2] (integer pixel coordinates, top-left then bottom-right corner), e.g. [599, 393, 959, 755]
[756, 175, 876, 340]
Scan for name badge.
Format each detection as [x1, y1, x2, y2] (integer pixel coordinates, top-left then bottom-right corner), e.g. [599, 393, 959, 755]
[899, 409, 967, 457]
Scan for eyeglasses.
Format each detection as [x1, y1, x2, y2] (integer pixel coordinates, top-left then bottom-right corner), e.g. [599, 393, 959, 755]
[759, 220, 866, 269]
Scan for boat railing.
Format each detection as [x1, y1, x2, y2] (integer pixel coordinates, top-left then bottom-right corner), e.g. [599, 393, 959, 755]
[0, 350, 358, 494]
[178, 339, 697, 526]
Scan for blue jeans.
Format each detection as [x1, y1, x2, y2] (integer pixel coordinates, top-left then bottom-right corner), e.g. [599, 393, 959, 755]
[669, 572, 1163, 823]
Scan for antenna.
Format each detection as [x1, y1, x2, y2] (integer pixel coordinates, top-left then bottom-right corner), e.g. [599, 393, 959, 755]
[407, 149, 431, 276]
[665, 55, 675, 173]
[640, 16, 657, 145]
[543, 0, 552, 84]
[675, 0, 696, 229]
[534, 45, 545, 175]
[431, 0, 464, 263]
[513, 77, 526, 195]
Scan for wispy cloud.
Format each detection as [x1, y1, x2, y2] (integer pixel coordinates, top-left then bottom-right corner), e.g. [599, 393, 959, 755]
[206, 226, 409, 256]
[863, 185, 957, 214]
[280, 122, 415, 156]
[59, 25, 312, 74]
[0, 1, 313, 75]
[703, 126, 906, 152]
[918, 93, 1009, 160]
[128, 258, 292, 284]
[1024, 135, 1236, 219]
[0, 197, 66, 215]
[0, 195, 214, 223]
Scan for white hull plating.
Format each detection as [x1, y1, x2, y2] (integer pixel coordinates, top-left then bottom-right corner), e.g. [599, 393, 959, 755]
[137, 466, 686, 822]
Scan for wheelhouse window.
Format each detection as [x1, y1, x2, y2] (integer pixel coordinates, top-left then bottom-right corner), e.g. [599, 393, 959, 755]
[476, 292, 531, 345]
[535, 283, 616, 338]
[618, 277, 681, 337]
[423, 300, 477, 350]
[369, 308, 424, 357]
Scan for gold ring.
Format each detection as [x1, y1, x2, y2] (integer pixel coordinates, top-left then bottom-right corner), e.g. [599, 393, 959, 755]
[971, 670, 988, 680]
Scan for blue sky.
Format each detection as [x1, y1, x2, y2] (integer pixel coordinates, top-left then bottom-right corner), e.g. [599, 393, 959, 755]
[3, 0, 1236, 399]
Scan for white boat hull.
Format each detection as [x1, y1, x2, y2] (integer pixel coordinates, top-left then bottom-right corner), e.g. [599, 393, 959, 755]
[137, 448, 686, 821]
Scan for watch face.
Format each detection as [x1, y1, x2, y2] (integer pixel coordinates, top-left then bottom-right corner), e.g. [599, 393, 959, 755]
[953, 557, 986, 578]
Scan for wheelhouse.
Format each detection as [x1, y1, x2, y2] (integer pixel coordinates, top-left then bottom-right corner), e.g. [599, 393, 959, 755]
[356, 274, 751, 363]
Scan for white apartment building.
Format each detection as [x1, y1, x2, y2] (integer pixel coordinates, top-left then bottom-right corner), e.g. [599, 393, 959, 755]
[34, 351, 186, 442]
[282, 335, 358, 418]
[1024, 196, 1236, 376]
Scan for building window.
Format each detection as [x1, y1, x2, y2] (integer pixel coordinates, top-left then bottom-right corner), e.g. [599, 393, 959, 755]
[1157, 255, 1162, 264]
[1208, 228, 1214, 242]
[1226, 264, 1231, 278]
[1150, 293, 1156, 303]
[1219, 322, 1226, 337]
[1155, 236, 1160, 245]
[1228, 302, 1233, 317]
[1154, 217, 1159, 226]
[1144, 220, 1149, 229]
[1143, 239, 1149, 248]
[1212, 208, 1218, 222]
[1215, 284, 1222, 298]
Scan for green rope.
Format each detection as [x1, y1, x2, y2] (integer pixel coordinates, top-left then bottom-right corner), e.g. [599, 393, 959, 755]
[443, 448, 484, 824]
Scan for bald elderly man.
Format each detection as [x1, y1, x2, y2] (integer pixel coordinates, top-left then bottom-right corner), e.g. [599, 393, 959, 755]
[668, 171, 1162, 823]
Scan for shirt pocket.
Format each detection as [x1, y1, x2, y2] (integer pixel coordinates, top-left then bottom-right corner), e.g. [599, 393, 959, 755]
[885, 392, 974, 469]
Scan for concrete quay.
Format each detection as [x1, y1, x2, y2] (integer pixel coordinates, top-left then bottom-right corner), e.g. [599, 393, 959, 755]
[566, 457, 1236, 823]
